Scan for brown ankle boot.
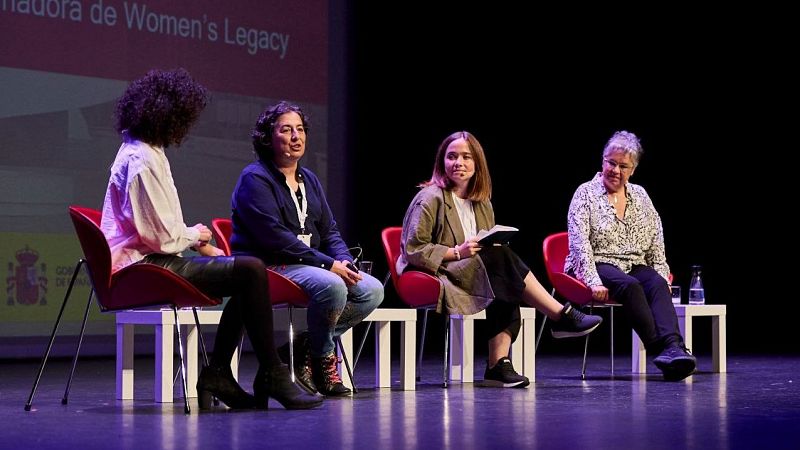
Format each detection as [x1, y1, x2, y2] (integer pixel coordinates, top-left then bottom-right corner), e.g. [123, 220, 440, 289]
[311, 352, 352, 397]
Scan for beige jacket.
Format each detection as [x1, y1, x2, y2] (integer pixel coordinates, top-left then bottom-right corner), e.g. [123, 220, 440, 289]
[398, 185, 496, 315]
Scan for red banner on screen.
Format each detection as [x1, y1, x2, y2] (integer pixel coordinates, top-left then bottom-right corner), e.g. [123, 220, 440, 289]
[0, 0, 328, 103]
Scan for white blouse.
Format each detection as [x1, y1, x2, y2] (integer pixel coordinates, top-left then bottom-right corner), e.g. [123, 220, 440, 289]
[100, 139, 202, 271]
[452, 192, 477, 240]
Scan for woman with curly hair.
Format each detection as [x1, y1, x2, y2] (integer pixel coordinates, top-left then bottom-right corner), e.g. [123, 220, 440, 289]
[100, 69, 321, 410]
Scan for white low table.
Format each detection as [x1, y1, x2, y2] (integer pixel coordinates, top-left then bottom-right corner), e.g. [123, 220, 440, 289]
[632, 304, 727, 373]
[338, 308, 418, 390]
[449, 307, 536, 383]
[338, 307, 535, 389]
[115, 309, 238, 403]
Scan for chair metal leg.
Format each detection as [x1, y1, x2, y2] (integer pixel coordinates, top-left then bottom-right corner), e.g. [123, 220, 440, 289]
[442, 314, 450, 388]
[610, 307, 615, 374]
[191, 308, 211, 368]
[191, 307, 219, 405]
[335, 337, 357, 393]
[417, 309, 429, 381]
[581, 304, 595, 380]
[287, 305, 297, 382]
[581, 334, 591, 380]
[172, 307, 190, 414]
[535, 316, 548, 353]
[354, 321, 372, 370]
[536, 287, 556, 353]
[62, 287, 94, 405]
[25, 259, 84, 411]
[237, 335, 244, 368]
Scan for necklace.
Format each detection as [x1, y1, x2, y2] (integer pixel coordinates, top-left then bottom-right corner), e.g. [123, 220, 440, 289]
[613, 194, 618, 205]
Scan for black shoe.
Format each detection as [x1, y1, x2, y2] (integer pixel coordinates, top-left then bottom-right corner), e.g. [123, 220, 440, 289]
[550, 303, 603, 338]
[653, 344, 697, 381]
[197, 365, 257, 410]
[277, 332, 317, 394]
[253, 363, 324, 410]
[482, 357, 530, 388]
[312, 352, 352, 397]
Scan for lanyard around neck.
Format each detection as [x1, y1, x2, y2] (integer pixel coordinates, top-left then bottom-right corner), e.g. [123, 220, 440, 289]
[287, 180, 307, 233]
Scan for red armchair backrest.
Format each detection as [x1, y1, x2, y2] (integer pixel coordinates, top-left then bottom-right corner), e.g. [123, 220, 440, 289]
[542, 231, 673, 302]
[211, 218, 233, 256]
[380, 226, 442, 309]
[69, 206, 221, 312]
[381, 227, 403, 288]
[542, 231, 570, 288]
[69, 206, 112, 304]
[211, 217, 309, 306]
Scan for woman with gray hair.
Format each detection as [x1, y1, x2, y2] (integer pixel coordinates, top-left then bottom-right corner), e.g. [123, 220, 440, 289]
[565, 130, 696, 381]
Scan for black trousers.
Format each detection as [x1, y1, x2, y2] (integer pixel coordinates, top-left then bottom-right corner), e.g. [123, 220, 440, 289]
[479, 246, 530, 343]
[484, 300, 521, 343]
[140, 254, 280, 368]
[595, 263, 682, 354]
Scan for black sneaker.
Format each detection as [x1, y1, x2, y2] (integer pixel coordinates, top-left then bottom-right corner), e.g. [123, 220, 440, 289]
[482, 357, 530, 388]
[550, 303, 603, 338]
[277, 332, 317, 394]
[653, 344, 697, 381]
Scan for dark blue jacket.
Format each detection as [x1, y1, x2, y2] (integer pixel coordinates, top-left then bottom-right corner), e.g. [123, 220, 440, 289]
[230, 159, 352, 269]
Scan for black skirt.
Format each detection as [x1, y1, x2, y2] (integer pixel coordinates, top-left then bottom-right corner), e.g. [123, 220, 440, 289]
[477, 246, 530, 303]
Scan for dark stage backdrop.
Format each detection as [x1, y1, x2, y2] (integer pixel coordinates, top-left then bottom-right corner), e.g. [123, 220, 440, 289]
[348, 7, 794, 354]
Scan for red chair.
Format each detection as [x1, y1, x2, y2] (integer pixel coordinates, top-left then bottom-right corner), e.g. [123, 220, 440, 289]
[210, 218, 356, 391]
[25, 206, 221, 413]
[380, 227, 451, 386]
[541, 231, 673, 379]
[541, 231, 620, 379]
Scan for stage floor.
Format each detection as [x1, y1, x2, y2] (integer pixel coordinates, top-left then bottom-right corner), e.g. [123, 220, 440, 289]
[3, 353, 798, 449]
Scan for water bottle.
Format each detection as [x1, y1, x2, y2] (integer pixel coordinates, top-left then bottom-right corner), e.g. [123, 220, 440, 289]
[688, 265, 705, 305]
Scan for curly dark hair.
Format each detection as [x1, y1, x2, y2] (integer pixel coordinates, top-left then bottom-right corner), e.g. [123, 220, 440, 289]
[251, 101, 309, 160]
[114, 68, 208, 148]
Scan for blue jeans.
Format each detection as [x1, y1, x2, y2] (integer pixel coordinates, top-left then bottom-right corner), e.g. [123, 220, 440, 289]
[271, 264, 384, 356]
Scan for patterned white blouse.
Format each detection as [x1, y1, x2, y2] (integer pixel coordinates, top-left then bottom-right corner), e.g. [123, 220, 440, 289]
[565, 173, 670, 287]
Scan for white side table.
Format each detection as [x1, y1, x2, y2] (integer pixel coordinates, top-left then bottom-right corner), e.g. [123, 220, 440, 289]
[338, 308, 418, 390]
[632, 304, 727, 373]
[115, 309, 238, 403]
[450, 307, 536, 383]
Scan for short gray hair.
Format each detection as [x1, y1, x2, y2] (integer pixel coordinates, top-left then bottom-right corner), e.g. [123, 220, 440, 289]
[603, 130, 643, 167]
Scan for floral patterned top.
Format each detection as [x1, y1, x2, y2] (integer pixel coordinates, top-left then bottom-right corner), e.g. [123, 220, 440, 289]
[565, 173, 670, 287]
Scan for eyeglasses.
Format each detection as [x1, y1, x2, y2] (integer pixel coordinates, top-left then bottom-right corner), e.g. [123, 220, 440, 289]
[604, 158, 634, 173]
